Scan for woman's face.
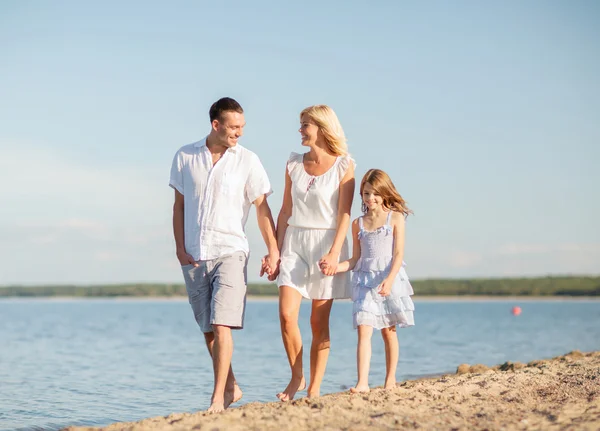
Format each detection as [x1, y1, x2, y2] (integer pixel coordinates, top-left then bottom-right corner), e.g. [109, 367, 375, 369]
[299, 114, 320, 147]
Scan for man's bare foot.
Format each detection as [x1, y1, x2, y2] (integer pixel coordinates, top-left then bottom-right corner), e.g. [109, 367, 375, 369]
[276, 376, 306, 402]
[384, 380, 397, 390]
[224, 384, 243, 408]
[206, 401, 225, 414]
[350, 384, 370, 393]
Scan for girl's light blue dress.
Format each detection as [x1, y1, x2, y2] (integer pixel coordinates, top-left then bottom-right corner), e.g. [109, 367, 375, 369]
[352, 212, 415, 330]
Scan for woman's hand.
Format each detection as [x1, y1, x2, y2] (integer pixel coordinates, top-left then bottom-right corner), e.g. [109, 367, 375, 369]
[268, 265, 280, 281]
[318, 251, 340, 276]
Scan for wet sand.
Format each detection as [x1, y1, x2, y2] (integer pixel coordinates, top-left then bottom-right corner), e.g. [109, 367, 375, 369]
[63, 350, 600, 431]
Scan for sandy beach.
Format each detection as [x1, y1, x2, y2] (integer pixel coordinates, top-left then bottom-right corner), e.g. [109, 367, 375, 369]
[2, 295, 598, 302]
[63, 350, 599, 431]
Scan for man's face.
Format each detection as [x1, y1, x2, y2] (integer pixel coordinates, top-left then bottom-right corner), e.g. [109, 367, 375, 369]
[214, 111, 245, 148]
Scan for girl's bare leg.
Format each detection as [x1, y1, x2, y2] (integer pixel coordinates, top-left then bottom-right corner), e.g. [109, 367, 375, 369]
[381, 325, 398, 389]
[350, 324, 373, 393]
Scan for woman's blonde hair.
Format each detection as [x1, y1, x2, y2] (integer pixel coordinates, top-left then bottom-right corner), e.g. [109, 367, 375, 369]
[300, 105, 348, 156]
[360, 169, 413, 217]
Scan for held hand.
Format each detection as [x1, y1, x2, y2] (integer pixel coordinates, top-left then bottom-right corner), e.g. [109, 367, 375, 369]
[177, 249, 198, 267]
[260, 256, 270, 277]
[260, 252, 280, 278]
[318, 252, 339, 276]
[267, 265, 280, 282]
[377, 278, 392, 297]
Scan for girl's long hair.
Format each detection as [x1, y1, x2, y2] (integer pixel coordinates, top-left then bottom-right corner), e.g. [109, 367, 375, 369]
[360, 169, 413, 217]
[300, 105, 348, 156]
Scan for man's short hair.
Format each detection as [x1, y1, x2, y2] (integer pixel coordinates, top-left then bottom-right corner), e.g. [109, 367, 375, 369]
[209, 97, 244, 122]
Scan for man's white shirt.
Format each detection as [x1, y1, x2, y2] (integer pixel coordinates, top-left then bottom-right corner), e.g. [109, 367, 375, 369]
[169, 136, 272, 261]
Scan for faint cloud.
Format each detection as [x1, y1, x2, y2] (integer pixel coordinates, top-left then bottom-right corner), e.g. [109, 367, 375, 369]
[28, 233, 60, 245]
[447, 251, 483, 268]
[497, 243, 600, 255]
[17, 218, 105, 230]
[14, 218, 109, 245]
[0, 143, 169, 219]
[59, 219, 106, 230]
[94, 251, 121, 262]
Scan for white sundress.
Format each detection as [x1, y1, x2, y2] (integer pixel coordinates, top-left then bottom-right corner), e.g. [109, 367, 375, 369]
[352, 212, 415, 329]
[277, 151, 355, 300]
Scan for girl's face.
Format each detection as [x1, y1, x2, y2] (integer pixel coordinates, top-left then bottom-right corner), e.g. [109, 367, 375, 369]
[299, 114, 320, 147]
[362, 182, 383, 211]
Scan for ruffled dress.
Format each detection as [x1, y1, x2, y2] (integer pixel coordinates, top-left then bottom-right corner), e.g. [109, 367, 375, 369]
[352, 212, 415, 329]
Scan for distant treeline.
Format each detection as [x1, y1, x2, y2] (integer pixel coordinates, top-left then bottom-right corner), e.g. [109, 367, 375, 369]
[0, 276, 598, 297]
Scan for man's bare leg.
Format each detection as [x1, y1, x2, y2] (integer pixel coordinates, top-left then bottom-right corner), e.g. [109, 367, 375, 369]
[205, 325, 235, 413]
[277, 286, 306, 401]
[203, 332, 242, 409]
[307, 299, 333, 398]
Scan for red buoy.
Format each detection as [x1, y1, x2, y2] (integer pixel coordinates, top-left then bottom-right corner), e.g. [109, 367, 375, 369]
[511, 306, 522, 316]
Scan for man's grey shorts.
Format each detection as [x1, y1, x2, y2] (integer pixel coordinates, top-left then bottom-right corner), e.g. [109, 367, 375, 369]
[181, 251, 248, 333]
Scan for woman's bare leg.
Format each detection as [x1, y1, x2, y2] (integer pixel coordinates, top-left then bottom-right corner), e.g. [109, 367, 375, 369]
[307, 299, 334, 398]
[277, 285, 306, 401]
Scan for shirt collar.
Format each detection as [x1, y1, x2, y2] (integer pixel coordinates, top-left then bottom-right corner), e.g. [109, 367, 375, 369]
[193, 136, 207, 148]
[194, 135, 238, 154]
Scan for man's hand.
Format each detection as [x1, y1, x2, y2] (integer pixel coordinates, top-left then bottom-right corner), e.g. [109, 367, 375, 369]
[177, 249, 198, 267]
[318, 251, 340, 276]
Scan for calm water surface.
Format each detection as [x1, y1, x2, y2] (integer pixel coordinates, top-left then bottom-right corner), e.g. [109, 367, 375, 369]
[0, 298, 599, 431]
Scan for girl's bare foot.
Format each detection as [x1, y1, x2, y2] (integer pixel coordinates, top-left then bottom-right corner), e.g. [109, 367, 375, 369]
[276, 376, 306, 402]
[350, 384, 370, 393]
[224, 383, 243, 408]
[384, 379, 397, 390]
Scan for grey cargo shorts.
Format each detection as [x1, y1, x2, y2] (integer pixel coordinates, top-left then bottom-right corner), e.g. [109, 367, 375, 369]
[181, 251, 248, 333]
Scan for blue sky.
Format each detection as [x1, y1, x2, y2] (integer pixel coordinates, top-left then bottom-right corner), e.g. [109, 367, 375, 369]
[1, 1, 598, 285]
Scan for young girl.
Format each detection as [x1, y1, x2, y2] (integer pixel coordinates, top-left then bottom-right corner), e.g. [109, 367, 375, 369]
[336, 168, 415, 393]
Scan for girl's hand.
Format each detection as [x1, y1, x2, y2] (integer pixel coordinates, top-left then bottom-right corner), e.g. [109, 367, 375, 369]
[318, 252, 339, 276]
[377, 278, 392, 297]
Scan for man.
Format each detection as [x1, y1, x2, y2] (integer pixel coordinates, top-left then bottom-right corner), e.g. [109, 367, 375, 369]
[169, 97, 278, 413]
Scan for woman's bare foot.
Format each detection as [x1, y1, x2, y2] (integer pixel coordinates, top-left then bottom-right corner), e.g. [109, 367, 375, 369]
[207, 400, 225, 413]
[384, 379, 396, 390]
[350, 384, 370, 394]
[277, 376, 306, 401]
[306, 384, 320, 398]
[224, 383, 243, 408]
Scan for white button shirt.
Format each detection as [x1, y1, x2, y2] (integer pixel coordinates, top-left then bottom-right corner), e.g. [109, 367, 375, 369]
[169, 136, 272, 261]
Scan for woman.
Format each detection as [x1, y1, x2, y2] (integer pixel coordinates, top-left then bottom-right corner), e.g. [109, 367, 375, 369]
[273, 105, 355, 401]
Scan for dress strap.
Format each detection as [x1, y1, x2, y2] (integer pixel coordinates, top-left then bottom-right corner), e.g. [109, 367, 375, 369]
[358, 216, 364, 230]
[385, 211, 392, 226]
